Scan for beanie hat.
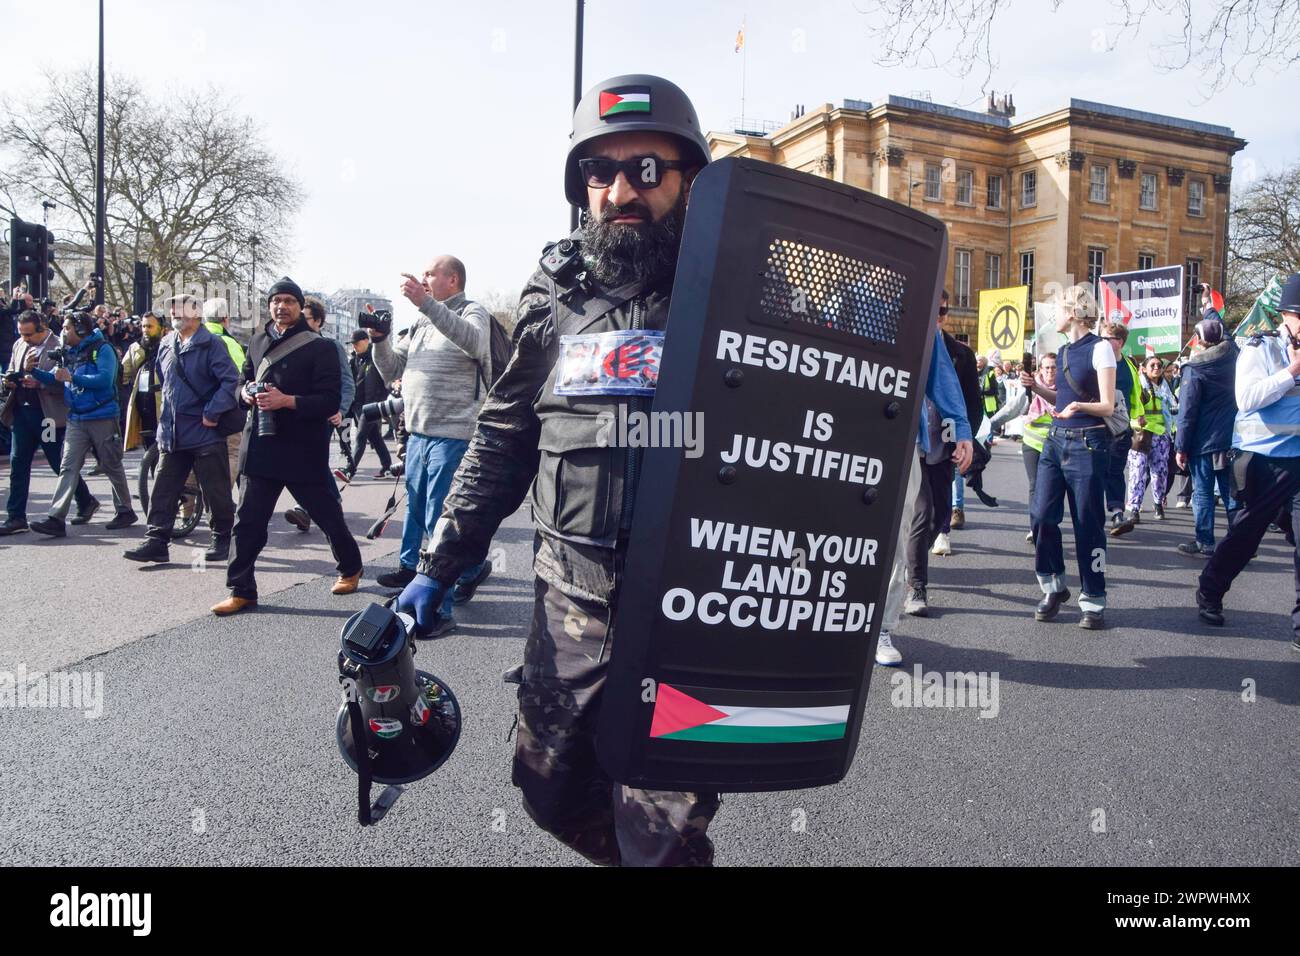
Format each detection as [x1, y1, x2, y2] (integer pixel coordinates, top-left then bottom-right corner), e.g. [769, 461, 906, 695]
[266, 276, 305, 307]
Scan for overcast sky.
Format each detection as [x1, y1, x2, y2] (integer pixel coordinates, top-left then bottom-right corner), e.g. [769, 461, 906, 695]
[5, 0, 1297, 324]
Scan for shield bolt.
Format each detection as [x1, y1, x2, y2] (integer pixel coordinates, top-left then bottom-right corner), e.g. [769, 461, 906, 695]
[862, 487, 879, 505]
[724, 368, 744, 388]
[885, 400, 901, 419]
[718, 466, 738, 485]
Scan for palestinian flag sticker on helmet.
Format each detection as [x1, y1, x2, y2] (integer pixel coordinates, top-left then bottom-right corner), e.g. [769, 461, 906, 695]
[367, 685, 400, 703]
[599, 86, 651, 119]
[369, 717, 403, 740]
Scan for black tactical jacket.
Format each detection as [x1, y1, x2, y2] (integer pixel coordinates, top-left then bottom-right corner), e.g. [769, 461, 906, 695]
[418, 243, 673, 605]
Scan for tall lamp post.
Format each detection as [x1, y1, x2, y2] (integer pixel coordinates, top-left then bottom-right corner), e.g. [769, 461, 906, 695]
[569, 0, 584, 234]
[94, 0, 106, 306]
[249, 234, 261, 327]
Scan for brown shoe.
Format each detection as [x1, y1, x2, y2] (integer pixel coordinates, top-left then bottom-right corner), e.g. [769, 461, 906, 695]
[950, 508, 965, 530]
[331, 572, 362, 595]
[211, 595, 256, 616]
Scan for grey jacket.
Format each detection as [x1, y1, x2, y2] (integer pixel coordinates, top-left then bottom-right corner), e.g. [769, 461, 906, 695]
[371, 291, 491, 441]
[1, 330, 71, 429]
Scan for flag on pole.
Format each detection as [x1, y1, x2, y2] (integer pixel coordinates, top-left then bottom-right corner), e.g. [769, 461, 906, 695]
[735, 26, 745, 53]
[1234, 274, 1284, 338]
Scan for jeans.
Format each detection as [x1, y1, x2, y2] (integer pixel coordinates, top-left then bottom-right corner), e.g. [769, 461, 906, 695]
[50, 417, 133, 519]
[951, 466, 965, 510]
[1189, 451, 1236, 547]
[145, 441, 235, 540]
[1031, 427, 1109, 612]
[1199, 455, 1300, 638]
[6, 402, 94, 521]
[1105, 429, 1131, 514]
[402, 433, 482, 615]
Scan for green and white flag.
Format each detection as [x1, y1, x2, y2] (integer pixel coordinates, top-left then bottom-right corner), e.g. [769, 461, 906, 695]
[1234, 274, 1283, 339]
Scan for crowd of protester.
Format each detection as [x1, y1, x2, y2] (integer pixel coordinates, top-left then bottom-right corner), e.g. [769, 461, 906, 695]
[3, 268, 1299, 654]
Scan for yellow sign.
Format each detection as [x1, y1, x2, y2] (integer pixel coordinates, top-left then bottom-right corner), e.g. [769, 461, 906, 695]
[977, 285, 1029, 360]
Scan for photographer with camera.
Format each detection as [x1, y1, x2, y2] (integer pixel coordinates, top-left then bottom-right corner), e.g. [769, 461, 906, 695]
[344, 328, 392, 479]
[122, 294, 239, 564]
[282, 296, 356, 532]
[366, 256, 492, 620]
[27, 308, 138, 536]
[212, 278, 363, 616]
[0, 310, 98, 534]
[121, 311, 165, 452]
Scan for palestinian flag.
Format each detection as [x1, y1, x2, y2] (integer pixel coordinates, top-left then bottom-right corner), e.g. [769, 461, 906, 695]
[599, 87, 651, 118]
[1234, 274, 1284, 338]
[1100, 281, 1132, 326]
[369, 717, 403, 740]
[650, 683, 851, 744]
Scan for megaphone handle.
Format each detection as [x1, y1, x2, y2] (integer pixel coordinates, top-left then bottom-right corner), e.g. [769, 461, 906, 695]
[347, 698, 373, 826]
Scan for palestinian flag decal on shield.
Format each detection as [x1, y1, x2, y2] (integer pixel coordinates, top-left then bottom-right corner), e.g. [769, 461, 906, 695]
[369, 717, 403, 740]
[599, 86, 651, 118]
[650, 683, 851, 744]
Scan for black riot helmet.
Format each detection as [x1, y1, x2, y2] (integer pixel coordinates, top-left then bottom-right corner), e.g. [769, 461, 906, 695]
[1279, 273, 1300, 315]
[565, 73, 712, 207]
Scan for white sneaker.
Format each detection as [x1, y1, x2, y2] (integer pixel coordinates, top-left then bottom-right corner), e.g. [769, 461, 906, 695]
[1025, 530, 1034, 542]
[930, 532, 952, 556]
[875, 631, 902, 666]
[1175, 499, 1189, 509]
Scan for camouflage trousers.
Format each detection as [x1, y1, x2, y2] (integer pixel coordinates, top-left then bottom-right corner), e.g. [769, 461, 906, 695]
[512, 575, 721, 866]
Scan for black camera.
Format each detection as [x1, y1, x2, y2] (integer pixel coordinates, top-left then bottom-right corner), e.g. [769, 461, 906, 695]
[2, 370, 24, 389]
[46, 346, 71, 368]
[247, 382, 278, 437]
[361, 396, 403, 425]
[358, 308, 392, 335]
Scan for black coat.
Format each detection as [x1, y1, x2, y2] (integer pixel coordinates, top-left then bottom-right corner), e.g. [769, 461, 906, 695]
[944, 331, 984, 436]
[349, 348, 388, 417]
[238, 318, 341, 484]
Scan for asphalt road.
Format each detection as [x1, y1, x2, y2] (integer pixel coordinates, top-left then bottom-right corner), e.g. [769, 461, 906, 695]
[1, 439, 1296, 866]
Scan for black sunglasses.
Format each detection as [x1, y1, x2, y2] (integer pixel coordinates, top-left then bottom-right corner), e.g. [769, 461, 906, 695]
[938, 305, 949, 316]
[578, 155, 690, 189]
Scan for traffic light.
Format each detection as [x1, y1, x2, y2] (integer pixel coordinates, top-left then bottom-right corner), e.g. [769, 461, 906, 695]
[132, 261, 153, 314]
[40, 229, 55, 298]
[8, 216, 43, 299]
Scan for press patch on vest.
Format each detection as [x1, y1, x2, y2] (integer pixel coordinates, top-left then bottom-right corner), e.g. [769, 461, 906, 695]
[554, 330, 664, 397]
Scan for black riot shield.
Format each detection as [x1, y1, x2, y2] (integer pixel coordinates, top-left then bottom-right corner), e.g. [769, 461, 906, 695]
[595, 157, 947, 792]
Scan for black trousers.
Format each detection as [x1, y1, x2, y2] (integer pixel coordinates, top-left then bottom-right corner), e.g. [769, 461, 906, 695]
[1023, 444, 1042, 530]
[227, 474, 362, 599]
[906, 455, 954, 588]
[1105, 429, 1131, 514]
[1199, 453, 1300, 636]
[349, 416, 391, 474]
[146, 441, 235, 540]
[513, 566, 719, 866]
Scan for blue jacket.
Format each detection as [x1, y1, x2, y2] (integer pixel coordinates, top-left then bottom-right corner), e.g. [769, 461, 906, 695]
[31, 329, 120, 422]
[1176, 316, 1238, 456]
[156, 325, 240, 452]
[917, 329, 973, 454]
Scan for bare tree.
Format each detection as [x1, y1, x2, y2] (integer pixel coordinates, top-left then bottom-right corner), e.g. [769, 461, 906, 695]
[862, 0, 1300, 97]
[1227, 163, 1300, 313]
[0, 68, 301, 311]
[477, 287, 520, 337]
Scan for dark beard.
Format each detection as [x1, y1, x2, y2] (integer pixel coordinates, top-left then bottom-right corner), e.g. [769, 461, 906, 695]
[580, 191, 687, 287]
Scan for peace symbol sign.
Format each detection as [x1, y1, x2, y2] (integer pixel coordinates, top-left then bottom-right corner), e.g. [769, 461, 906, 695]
[990, 304, 1019, 350]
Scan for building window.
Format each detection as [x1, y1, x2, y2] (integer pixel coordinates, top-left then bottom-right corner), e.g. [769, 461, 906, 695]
[954, 250, 972, 308]
[986, 253, 1002, 290]
[1140, 172, 1158, 211]
[925, 163, 942, 201]
[1188, 179, 1205, 216]
[1088, 247, 1106, 288]
[956, 169, 974, 205]
[1138, 252, 1155, 271]
[1186, 259, 1203, 315]
[1020, 251, 1035, 291]
[1089, 164, 1109, 203]
[986, 174, 1003, 209]
[1021, 170, 1037, 207]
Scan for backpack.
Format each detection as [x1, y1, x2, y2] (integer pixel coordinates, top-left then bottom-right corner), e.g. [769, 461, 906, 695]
[474, 310, 512, 399]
